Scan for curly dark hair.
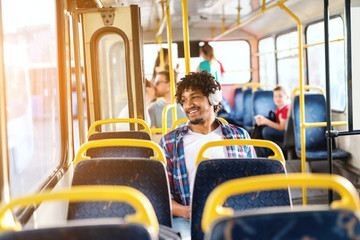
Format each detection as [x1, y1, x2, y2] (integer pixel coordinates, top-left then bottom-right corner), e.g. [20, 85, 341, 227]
[175, 71, 222, 112]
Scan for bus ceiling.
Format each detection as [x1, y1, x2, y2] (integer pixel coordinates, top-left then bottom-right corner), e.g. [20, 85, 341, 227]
[75, 0, 350, 42]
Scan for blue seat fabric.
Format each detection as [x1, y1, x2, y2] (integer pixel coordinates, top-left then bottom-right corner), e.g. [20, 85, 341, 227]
[0, 223, 152, 240]
[243, 89, 254, 130]
[293, 94, 350, 160]
[234, 87, 244, 122]
[68, 158, 172, 227]
[191, 158, 290, 240]
[207, 209, 360, 240]
[252, 90, 276, 117]
[87, 131, 153, 158]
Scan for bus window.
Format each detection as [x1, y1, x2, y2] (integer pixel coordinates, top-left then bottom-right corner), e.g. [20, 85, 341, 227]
[209, 40, 251, 85]
[97, 33, 128, 132]
[276, 31, 299, 91]
[306, 17, 346, 111]
[258, 37, 276, 86]
[2, 0, 61, 197]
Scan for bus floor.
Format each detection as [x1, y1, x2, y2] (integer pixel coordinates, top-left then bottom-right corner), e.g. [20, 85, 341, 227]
[286, 159, 345, 205]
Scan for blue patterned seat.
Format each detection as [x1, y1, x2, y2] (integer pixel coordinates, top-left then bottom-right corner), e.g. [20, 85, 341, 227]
[0, 221, 155, 240]
[207, 208, 360, 240]
[191, 158, 290, 240]
[87, 131, 153, 158]
[234, 87, 244, 123]
[243, 88, 254, 130]
[68, 158, 172, 227]
[252, 90, 276, 117]
[293, 94, 350, 160]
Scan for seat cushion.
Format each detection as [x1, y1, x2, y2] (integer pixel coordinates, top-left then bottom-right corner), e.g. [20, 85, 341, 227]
[207, 209, 360, 240]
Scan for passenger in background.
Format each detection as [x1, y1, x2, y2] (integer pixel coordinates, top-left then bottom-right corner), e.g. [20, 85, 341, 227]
[152, 48, 169, 81]
[117, 79, 155, 130]
[159, 71, 256, 239]
[254, 85, 291, 156]
[197, 43, 222, 82]
[148, 71, 187, 129]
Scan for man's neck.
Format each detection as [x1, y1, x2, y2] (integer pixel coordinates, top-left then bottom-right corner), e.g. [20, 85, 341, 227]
[163, 93, 173, 104]
[189, 118, 219, 135]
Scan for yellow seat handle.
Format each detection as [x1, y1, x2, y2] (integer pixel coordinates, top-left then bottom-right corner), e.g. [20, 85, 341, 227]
[292, 86, 324, 98]
[0, 186, 159, 234]
[202, 173, 360, 233]
[87, 118, 151, 138]
[195, 139, 285, 166]
[170, 117, 228, 131]
[73, 139, 166, 166]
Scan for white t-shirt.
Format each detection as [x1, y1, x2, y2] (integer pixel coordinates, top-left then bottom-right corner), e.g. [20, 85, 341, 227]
[183, 126, 227, 198]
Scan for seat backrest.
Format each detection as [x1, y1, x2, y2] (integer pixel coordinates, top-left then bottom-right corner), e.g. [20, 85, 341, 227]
[283, 102, 295, 150]
[87, 131, 153, 158]
[68, 159, 172, 227]
[252, 90, 276, 117]
[242, 88, 254, 130]
[293, 94, 327, 152]
[207, 209, 360, 240]
[234, 87, 244, 121]
[191, 158, 290, 240]
[0, 222, 154, 240]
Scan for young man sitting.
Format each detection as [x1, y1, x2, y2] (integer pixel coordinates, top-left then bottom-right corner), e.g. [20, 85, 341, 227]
[159, 71, 256, 239]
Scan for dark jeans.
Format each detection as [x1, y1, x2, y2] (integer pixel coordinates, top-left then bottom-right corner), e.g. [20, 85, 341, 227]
[259, 126, 284, 157]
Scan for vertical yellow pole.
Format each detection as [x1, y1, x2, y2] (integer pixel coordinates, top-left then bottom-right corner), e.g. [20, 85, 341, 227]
[279, 2, 307, 205]
[181, 0, 191, 74]
[237, 0, 241, 26]
[222, 5, 225, 33]
[211, 26, 215, 39]
[157, 18, 165, 71]
[165, 0, 177, 124]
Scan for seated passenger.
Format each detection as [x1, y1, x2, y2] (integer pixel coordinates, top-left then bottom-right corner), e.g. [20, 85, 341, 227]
[148, 71, 186, 129]
[254, 85, 290, 155]
[159, 71, 256, 239]
[117, 79, 155, 130]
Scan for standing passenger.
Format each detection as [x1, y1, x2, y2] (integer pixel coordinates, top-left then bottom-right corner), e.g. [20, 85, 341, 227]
[159, 71, 256, 239]
[197, 43, 222, 82]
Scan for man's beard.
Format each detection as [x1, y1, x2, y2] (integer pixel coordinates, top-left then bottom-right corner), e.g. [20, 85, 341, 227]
[190, 118, 204, 125]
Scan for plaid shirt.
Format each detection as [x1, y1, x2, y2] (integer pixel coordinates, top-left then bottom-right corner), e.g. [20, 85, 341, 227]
[159, 119, 256, 206]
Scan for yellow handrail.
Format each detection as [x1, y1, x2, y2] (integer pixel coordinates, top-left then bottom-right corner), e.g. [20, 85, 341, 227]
[242, 82, 260, 91]
[0, 186, 159, 234]
[195, 139, 285, 166]
[202, 173, 360, 233]
[278, 1, 307, 205]
[73, 139, 166, 166]
[302, 121, 347, 128]
[162, 103, 177, 135]
[170, 117, 228, 131]
[87, 118, 151, 138]
[165, 0, 177, 127]
[181, 0, 190, 74]
[292, 86, 324, 98]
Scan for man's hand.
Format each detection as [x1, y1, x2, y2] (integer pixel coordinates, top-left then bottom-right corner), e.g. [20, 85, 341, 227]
[172, 200, 191, 219]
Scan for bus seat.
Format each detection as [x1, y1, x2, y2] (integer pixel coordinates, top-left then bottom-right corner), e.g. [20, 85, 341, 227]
[207, 208, 360, 240]
[293, 94, 350, 160]
[233, 87, 244, 122]
[0, 186, 160, 240]
[87, 131, 153, 158]
[283, 103, 296, 158]
[252, 90, 276, 118]
[242, 88, 254, 130]
[217, 97, 242, 126]
[0, 221, 155, 240]
[68, 158, 172, 227]
[202, 174, 360, 240]
[191, 158, 290, 240]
